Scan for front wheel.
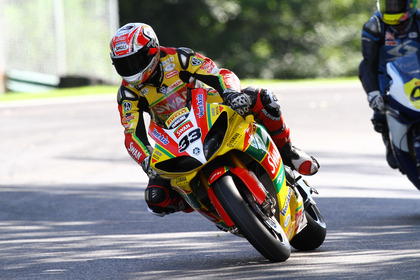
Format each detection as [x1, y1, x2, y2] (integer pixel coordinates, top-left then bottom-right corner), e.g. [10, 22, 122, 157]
[213, 174, 291, 262]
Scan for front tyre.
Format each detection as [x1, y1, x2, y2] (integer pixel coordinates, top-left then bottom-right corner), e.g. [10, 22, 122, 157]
[213, 175, 291, 262]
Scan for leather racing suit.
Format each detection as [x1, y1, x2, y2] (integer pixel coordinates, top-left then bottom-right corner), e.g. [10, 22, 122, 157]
[359, 10, 420, 126]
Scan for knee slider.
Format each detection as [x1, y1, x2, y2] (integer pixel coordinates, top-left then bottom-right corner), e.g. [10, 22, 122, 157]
[257, 89, 280, 120]
[145, 185, 169, 205]
[371, 116, 387, 133]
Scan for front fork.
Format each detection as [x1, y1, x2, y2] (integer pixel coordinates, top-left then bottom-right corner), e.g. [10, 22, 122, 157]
[205, 152, 277, 227]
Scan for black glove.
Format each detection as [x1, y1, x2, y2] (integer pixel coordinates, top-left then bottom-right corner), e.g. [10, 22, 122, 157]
[222, 88, 252, 115]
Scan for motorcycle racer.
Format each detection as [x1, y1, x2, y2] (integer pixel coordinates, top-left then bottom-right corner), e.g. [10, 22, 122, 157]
[359, 0, 420, 168]
[110, 22, 320, 216]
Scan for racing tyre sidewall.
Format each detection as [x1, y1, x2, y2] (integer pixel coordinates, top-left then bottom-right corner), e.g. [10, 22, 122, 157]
[213, 174, 291, 262]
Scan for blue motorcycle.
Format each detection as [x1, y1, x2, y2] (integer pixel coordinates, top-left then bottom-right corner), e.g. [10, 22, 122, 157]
[386, 52, 420, 191]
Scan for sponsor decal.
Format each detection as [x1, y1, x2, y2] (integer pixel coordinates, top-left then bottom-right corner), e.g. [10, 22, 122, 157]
[191, 57, 202, 66]
[200, 60, 217, 74]
[284, 213, 290, 228]
[141, 88, 149, 95]
[385, 31, 395, 41]
[385, 41, 398, 46]
[167, 80, 183, 93]
[211, 106, 220, 117]
[162, 57, 174, 66]
[123, 101, 132, 112]
[128, 142, 143, 160]
[168, 114, 188, 129]
[114, 34, 128, 43]
[385, 31, 397, 46]
[224, 73, 237, 87]
[159, 85, 168, 94]
[124, 128, 134, 134]
[174, 121, 193, 138]
[409, 32, 418, 39]
[193, 147, 200, 156]
[122, 113, 135, 123]
[196, 94, 205, 118]
[211, 67, 220, 75]
[175, 176, 188, 186]
[286, 221, 293, 238]
[166, 107, 189, 128]
[280, 188, 292, 216]
[200, 60, 211, 70]
[152, 91, 188, 115]
[164, 63, 176, 72]
[165, 69, 179, 79]
[115, 43, 128, 53]
[267, 144, 281, 175]
[152, 128, 170, 145]
[227, 133, 241, 147]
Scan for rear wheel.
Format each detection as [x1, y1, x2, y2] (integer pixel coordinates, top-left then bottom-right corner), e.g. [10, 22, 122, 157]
[213, 174, 291, 262]
[290, 203, 326, 251]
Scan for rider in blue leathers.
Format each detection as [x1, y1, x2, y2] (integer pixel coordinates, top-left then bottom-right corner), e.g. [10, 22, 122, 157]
[359, 0, 420, 168]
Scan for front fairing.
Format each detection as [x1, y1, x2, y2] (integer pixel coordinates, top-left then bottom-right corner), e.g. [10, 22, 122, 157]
[386, 53, 420, 150]
[148, 91, 248, 178]
[386, 52, 420, 118]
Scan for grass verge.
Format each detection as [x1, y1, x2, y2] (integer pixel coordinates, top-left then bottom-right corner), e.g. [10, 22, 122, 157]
[0, 77, 359, 102]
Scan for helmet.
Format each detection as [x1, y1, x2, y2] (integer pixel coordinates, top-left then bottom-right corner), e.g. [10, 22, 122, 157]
[110, 23, 160, 85]
[377, 0, 417, 25]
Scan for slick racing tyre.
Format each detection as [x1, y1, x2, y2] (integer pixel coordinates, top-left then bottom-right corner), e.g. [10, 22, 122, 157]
[213, 174, 291, 262]
[290, 203, 326, 251]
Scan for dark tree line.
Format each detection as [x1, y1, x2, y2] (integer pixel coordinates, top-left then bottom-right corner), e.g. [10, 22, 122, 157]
[118, 0, 376, 79]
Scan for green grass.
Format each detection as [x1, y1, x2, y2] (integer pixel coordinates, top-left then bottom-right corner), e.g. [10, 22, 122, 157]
[0, 77, 359, 102]
[0, 85, 117, 102]
[241, 77, 359, 87]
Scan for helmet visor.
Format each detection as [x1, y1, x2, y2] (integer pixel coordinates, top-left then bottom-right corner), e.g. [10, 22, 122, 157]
[111, 47, 153, 77]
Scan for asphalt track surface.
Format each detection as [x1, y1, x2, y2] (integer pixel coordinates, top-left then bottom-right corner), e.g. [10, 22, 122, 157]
[1, 82, 420, 280]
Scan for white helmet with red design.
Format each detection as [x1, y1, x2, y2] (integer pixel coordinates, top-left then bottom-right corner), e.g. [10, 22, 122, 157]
[110, 23, 160, 85]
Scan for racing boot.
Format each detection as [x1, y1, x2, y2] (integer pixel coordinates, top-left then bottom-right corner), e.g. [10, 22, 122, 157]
[279, 142, 320, 175]
[145, 183, 193, 217]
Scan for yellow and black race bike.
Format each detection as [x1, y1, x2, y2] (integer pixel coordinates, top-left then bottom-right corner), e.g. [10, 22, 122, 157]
[148, 88, 326, 262]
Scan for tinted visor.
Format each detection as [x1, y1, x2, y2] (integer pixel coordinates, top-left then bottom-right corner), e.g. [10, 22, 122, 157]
[111, 47, 153, 77]
[380, 0, 407, 13]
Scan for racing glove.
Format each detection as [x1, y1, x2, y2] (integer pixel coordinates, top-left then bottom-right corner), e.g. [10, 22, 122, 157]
[222, 88, 252, 116]
[367, 90, 385, 112]
[141, 145, 157, 180]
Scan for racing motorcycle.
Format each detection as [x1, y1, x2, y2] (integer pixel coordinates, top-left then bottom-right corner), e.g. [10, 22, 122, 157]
[148, 87, 326, 262]
[385, 52, 420, 192]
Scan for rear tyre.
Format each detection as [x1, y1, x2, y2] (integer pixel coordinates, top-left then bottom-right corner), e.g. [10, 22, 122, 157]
[213, 174, 291, 262]
[290, 203, 326, 251]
